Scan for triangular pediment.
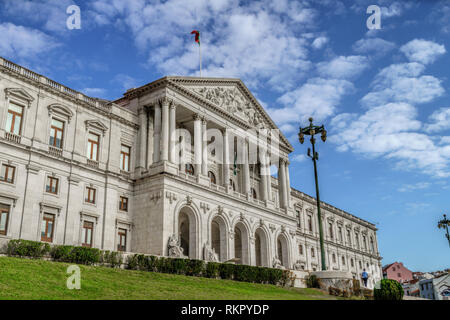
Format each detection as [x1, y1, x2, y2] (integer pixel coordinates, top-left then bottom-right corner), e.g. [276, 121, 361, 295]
[168, 77, 293, 152]
[5, 88, 34, 104]
[85, 120, 108, 134]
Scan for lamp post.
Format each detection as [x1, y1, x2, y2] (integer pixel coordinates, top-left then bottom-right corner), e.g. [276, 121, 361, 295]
[299, 117, 327, 271]
[437, 214, 450, 247]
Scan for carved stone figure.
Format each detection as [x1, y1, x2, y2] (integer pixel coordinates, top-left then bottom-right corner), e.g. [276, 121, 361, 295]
[203, 243, 219, 262]
[293, 260, 304, 271]
[272, 257, 284, 269]
[168, 234, 185, 258]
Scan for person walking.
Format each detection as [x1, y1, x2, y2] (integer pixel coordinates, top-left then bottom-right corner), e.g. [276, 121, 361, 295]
[361, 269, 369, 287]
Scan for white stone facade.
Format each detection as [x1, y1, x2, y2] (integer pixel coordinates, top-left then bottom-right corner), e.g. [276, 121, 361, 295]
[0, 57, 382, 288]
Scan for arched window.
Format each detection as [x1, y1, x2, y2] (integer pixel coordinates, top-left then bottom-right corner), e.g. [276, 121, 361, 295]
[251, 188, 257, 199]
[185, 164, 194, 176]
[208, 171, 216, 184]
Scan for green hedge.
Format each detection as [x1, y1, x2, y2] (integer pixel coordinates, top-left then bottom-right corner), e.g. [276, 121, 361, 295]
[126, 253, 290, 285]
[7, 240, 122, 266]
[6, 239, 292, 287]
[7, 239, 50, 258]
[374, 279, 404, 300]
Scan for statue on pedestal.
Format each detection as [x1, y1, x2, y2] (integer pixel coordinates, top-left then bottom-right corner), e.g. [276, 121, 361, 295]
[168, 234, 185, 258]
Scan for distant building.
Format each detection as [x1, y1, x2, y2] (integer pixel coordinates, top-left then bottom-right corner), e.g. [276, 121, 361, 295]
[383, 262, 413, 283]
[419, 273, 450, 300]
[402, 279, 420, 297]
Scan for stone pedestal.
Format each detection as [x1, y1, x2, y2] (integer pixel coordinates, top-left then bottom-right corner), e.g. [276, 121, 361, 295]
[311, 270, 354, 292]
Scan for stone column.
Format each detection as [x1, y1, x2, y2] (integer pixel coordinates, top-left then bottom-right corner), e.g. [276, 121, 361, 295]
[243, 138, 250, 196]
[160, 98, 170, 162]
[153, 103, 161, 164]
[138, 107, 147, 169]
[222, 129, 230, 187]
[278, 158, 287, 209]
[169, 103, 176, 163]
[259, 148, 268, 201]
[193, 114, 202, 176]
[266, 152, 272, 201]
[285, 159, 291, 207]
[201, 117, 208, 176]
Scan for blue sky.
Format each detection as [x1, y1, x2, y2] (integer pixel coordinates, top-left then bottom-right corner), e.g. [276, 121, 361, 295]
[0, 0, 449, 271]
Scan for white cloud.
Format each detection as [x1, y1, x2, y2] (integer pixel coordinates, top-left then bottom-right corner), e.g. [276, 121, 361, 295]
[352, 37, 396, 57]
[0, 23, 58, 59]
[361, 62, 444, 107]
[330, 103, 450, 177]
[312, 36, 328, 49]
[112, 74, 141, 91]
[316, 55, 369, 80]
[425, 108, 450, 133]
[1, 0, 76, 33]
[291, 154, 307, 163]
[270, 78, 354, 125]
[400, 39, 446, 65]
[398, 182, 431, 192]
[81, 88, 107, 97]
[88, 0, 315, 91]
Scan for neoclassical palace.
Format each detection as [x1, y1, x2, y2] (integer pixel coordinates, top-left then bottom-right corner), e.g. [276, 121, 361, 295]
[0, 57, 382, 287]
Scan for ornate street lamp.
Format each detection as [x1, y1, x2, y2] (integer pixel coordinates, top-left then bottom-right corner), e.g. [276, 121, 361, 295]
[298, 117, 327, 271]
[437, 214, 450, 247]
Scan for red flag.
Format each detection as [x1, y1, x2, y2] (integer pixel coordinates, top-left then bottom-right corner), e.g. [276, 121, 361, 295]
[191, 30, 200, 45]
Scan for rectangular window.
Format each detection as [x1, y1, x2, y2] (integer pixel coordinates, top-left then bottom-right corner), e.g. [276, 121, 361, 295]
[49, 118, 64, 148]
[118, 228, 127, 252]
[40, 213, 55, 242]
[0, 164, 15, 184]
[119, 196, 128, 212]
[87, 132, 100, 161]
[45, 176, 59, 194]
[298, 245, 303, 255]
[338, 227, 342, 241]
[308, 216, 312, 232]
[0, 204, 10, 235]
[120, 145, 130, 171]
[6, 102, 24, 135]
[329, 223, 333, 239]
[81, 221, 94, 247]
[85, 187, 96, 204]
[347, 230, 351, 245]
[311, 248, 315, 258]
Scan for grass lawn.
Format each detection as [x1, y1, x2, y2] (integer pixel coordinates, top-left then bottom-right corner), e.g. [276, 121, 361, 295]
[0, 256, 338, 300]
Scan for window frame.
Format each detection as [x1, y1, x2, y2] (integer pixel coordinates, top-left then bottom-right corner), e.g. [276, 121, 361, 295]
[0, 164, 16, 184]
[208, 171, 216, 185]
[119, 196, 128, 212]
[45, 176, 59, 195]
[81, 221, 94, 248]
[87, 132, 100, 161]
[49, 117, 65, 149]
[40, 213, 55, 243]
[120, 145, 131, 172]
[117, 228, 127, 252]
[5, 101, 24, 136]
[0, 204, 10, 236]
[85, 186, 96, 205]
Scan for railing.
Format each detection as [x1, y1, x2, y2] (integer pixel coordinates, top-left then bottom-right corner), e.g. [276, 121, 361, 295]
[48, 146, 63, 157]
[4, 132, 21, 144]
[86, 159, 99, 168]
[0, 56, 103, 110]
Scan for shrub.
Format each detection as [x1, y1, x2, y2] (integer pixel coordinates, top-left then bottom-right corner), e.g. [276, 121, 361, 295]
[7, 239, 50, 258]
[219, 263, 235, 280]
[205, 262, 220, 278]
[51, 245, 75, 262]
[102, 251, 123, 268]
[69, 246, 101, 265]
[306, 274, 320, 288]
[374, 279, 403, 300]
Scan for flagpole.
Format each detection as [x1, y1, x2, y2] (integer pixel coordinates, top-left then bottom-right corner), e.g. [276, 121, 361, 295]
[199, 41, 202, 77]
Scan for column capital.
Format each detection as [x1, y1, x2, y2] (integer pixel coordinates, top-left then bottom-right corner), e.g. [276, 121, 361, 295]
[169, 102, 177, 110]
[159, 96, 172, 106]
[201, 116, 208, 125]
[221, 128, 228, 136]
[193, 113, 202, 121]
